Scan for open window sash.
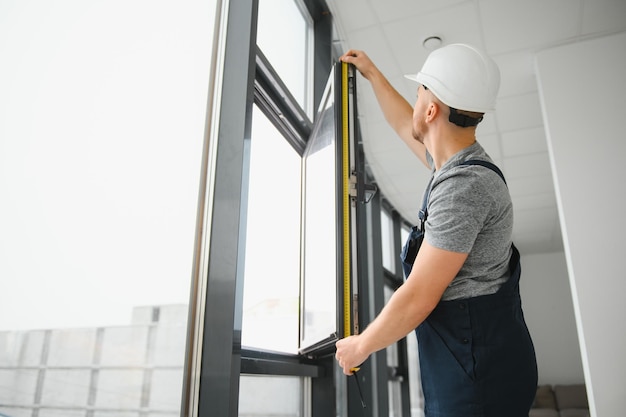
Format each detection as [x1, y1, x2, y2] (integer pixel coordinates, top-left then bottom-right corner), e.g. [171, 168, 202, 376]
[299, 62, 359, 357]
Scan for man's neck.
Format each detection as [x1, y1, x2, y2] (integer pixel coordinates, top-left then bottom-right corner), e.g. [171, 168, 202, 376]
[427, 128, 476, 170]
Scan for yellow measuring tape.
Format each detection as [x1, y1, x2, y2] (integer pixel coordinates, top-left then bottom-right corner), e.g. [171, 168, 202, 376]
[341, 62, 351, 339]
[341, 63, 365, 405]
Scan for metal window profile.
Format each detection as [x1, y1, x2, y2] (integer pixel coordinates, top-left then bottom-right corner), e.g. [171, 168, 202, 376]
[240, 348, 323, 377]
[182, 0, 258, 416]
[254, 47, 312, 155]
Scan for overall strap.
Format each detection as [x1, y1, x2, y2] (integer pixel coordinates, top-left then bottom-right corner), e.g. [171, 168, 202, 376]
[418, 175, 434, 231]
[419, 160, 506, 228]
[462, 159, 520, 275]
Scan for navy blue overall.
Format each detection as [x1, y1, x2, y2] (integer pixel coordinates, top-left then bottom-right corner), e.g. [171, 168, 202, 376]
[401, 160, 538, 416]
[416, 245, 537, 417]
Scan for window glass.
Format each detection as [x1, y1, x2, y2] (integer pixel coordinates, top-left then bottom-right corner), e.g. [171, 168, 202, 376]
[385, 286, 402, 417]
[400, 224, 410, 277]
[384, 286, 399, 366]
[400, 225, 410, 246]
[241, 106, 302, 354]
[388, 380, 403, 417]
[0, 1, 214, 415]
[299, 70, 339, 353]
[257, 0, 312, 115]
[239, 375, 304, 417]
[407, 330, 425, 416]
[381, 209, 394, 272]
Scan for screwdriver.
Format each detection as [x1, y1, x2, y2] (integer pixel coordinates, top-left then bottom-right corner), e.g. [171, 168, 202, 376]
[350, 367, 366, 408]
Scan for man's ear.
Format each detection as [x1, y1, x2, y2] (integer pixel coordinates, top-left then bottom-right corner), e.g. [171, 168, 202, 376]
[425, 102, 440, 122]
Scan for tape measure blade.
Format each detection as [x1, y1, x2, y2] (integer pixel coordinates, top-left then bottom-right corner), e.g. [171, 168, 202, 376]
[341, 62, 351, 338]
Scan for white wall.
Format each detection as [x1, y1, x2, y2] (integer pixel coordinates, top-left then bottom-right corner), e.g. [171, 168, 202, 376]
[536, 31, 626, 417]
[520, 251, 584, 385]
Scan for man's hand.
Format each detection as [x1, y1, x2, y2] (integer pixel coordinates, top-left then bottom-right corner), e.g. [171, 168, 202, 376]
[340, 49, 378, 81]
[339, 49, 430, 168]
[335, 335, 370, 375]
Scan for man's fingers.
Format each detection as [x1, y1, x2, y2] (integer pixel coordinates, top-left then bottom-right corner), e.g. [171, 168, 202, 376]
[340, 49, 362, 63]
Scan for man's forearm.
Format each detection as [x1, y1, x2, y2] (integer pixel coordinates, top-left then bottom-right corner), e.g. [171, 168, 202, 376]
[357, 276, 436, 355]
[357, 241, 467, 356]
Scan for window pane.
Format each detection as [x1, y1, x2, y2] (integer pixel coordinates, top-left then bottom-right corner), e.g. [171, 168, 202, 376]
[400, 225, 410, 277]
[299, 73, 339, 352]
[239, 375, 304, 417]
[381, 209, 394, 271]
[241, 106, 302, 354]
[388, 380, 403, 417]
[385, 286, 402, 417]
[384, 286, 399, 364]
[407, 331, 425, 417]
[0, 1, 214, 415]
[257, 0, 312, 114]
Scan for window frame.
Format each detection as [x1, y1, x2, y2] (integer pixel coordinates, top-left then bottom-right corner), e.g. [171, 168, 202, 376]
[186, 0, 414, 415]
[239, 0, 331, 371]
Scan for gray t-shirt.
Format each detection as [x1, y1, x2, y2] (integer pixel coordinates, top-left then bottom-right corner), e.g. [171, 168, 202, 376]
[423, 142, 513, 300]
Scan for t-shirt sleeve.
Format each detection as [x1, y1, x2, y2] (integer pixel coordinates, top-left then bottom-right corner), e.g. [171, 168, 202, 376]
[425, 171, 492, 253]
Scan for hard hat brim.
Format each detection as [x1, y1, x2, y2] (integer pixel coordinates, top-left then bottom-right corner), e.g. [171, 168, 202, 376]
[405, 72, 496, 113]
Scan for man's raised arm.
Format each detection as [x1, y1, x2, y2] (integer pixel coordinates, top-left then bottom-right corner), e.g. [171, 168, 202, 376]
[340, 50, 429, 169]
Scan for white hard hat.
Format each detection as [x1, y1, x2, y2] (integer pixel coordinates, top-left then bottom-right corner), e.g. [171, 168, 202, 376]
[405, 43, 500, 113]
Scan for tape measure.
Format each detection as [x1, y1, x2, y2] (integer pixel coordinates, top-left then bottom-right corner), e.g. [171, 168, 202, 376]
[341, 62, 351, 338]
[341, 64, 367, 410]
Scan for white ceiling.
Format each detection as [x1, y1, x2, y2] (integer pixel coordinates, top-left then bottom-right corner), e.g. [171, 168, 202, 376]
[325, 0, 626, 255]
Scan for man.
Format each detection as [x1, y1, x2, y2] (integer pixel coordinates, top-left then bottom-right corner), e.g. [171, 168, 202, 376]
[335, 44, 537, 417]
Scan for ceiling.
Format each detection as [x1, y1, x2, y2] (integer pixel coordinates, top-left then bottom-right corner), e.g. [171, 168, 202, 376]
[325, 0, 626, 255]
